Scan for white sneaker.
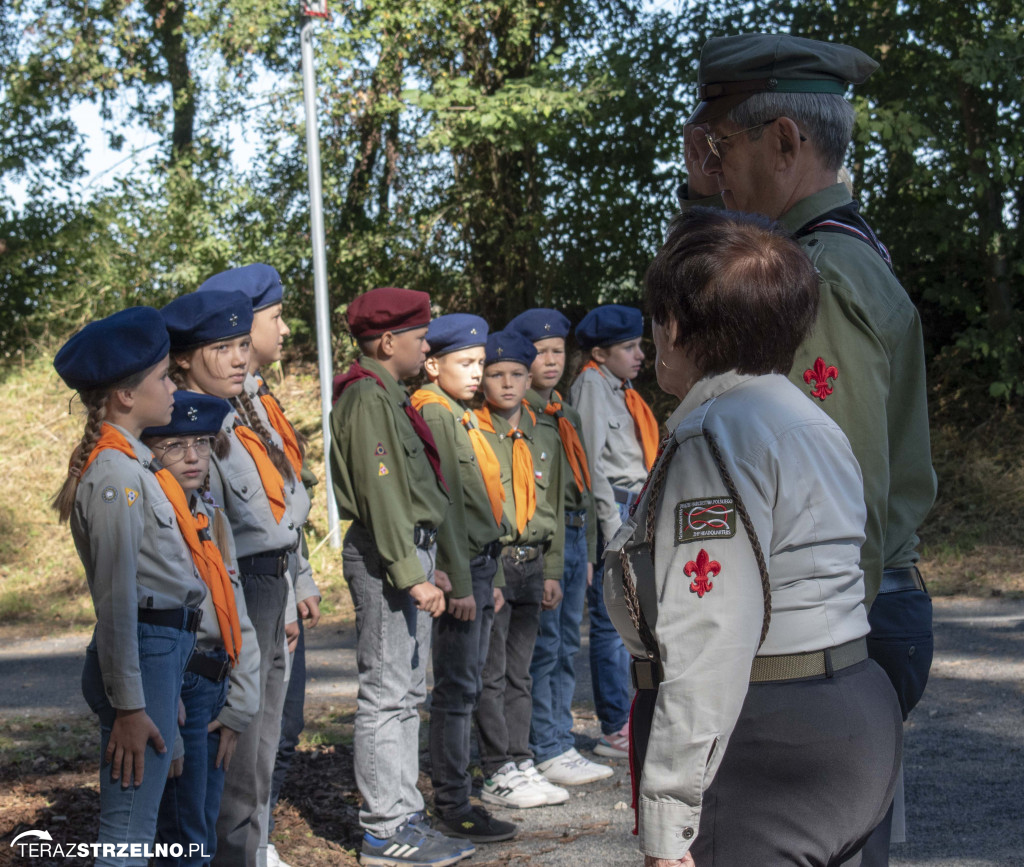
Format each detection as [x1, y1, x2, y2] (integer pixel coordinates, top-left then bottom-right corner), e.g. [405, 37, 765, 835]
[536, 747, 614, 785]
[517, 759, 570, 805]
[267, 844, 291, 867]
[481, 761, 549, 809]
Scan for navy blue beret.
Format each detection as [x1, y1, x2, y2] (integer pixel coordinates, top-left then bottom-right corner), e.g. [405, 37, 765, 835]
[506, 308, 571, 342]
[197, 263, 284, 312]
[425, 314, 489, 357]
[54, 306, 170, 392]
[162, 289, 254, 350]
[485, 330, 537, 368]
[142, 390, 232, 439]
[575, 305, 643, 350]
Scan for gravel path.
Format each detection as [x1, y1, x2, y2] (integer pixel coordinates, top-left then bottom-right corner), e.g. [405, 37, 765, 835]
[2, 596, 1022, 865]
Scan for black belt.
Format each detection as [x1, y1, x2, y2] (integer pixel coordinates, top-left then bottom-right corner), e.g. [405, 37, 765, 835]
[138, 607, 203, 633]
[481, 539, 503, 559]
[414, 525, 438, 549]
[565, 510, 586, 529]
[186, 650, 231, 683]
[879, 566, 926, 594]
[238, 548, 290, 578]
[613, 486, 639, 508]
[502, 544, 541, 563]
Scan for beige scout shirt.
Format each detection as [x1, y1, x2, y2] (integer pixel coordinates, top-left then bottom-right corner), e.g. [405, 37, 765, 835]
[604, 372, 869, 860]
[569, 363, 649, 542]
[70, 424, 207, 710]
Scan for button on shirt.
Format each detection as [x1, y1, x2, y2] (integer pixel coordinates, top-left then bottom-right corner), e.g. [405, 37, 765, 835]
[604, 372, 870, 860]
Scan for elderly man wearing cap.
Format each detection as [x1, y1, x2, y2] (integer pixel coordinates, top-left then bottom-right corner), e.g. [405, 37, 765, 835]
[677, 33, 937, 864]
[330, 288, 473, 867]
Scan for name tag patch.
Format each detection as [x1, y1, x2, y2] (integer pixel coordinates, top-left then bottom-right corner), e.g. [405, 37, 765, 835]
[675, 497, 736, 543]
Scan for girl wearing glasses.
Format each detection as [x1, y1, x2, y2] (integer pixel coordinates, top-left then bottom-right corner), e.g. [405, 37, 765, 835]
[143, 391, 260, 866]
[53, 308, 207, 866]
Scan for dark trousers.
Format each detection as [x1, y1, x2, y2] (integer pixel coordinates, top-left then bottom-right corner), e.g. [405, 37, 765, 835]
[268, 618, 307, 835]
[475, 555, 544, 776]
[429, 554, 498, 815]
[633, 659, 902, 866]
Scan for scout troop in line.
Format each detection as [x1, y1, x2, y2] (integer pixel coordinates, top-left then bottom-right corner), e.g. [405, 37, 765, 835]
[55, 276, 648, 867]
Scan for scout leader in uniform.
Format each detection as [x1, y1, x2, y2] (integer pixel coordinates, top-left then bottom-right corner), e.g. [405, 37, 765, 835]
[330, 288, 475, 867]
[678, 33, 937, 862]
[53, 308, 207, 866]
[408, 313, 519, 845]
[143, 391, 260, 866]
[570, 304, 660, 759]
[161, 289, 318, 867]
[505, 309, 611, 787]
[473, 330, 570, 810]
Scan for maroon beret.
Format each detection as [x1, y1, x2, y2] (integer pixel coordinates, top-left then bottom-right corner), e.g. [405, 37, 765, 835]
[347, 287, 432, 338]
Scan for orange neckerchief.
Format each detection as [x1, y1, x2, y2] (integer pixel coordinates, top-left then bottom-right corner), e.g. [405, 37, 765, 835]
[581, 360, 659, 471]
[256, 375, 303, 477]
[233, 424, 287, 523]
[476, 405, 536, 534]
[81, 425, 241, 663]
[541, 390, 592, 493]
[411, 389, 505, 526]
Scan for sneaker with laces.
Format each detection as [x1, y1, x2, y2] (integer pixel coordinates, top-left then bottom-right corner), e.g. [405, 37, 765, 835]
[593, 721, 630, 758]
[517, 759, 570, 805]
[536, 747, 614, 785]
[435, 805, 518, 843]
[360, 818, 471, 866]
[480, 761, 549, 809]
[407, 812, 475, 857]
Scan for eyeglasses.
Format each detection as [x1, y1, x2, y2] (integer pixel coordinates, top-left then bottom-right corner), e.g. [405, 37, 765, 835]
[152, 437, 213, 464]
[704, 118, 780, 160]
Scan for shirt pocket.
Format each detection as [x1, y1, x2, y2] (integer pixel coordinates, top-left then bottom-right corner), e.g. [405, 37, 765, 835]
[226, 467, 262, 505]
[399, 430, 422, 461]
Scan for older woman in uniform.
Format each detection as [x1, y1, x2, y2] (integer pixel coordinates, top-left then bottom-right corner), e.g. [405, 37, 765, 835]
[605, 208, 902, 866]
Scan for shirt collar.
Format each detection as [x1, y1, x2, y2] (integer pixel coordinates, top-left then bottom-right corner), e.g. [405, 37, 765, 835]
[359, 355, 410, 404]
[109, 423, 154, 467]
[779, 183, 853, 233]
[666, 370, 758, 430]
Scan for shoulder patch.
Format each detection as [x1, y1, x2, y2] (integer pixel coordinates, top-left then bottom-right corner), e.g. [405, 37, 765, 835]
[124, 487, 139, 506]
[685, 548, 720, 598]
[803, 356, 838, 401]
[675, 497, 736, 544]
[101, 486, 118, 504]
[374, 442, 387, 456]
[378, 462, 390, 476]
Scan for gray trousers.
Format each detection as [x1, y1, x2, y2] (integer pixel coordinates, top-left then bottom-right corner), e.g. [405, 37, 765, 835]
[213, 570, 289, 867]
[345, 522, 434, 838]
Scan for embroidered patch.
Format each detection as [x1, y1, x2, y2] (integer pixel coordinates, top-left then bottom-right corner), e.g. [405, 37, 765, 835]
[124, 488, 139, 507]
[803, 356, 838, 401]
[101, 486, 118, 504]
[374, 442, 387, 456]
[685, 549, 720, 598]
[675, 497, 736, 544]
[378, 462, 389, 476]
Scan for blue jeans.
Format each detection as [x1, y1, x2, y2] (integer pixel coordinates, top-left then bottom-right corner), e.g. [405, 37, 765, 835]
[155, 649, 230, 866]
[81, 623, 196, 867]
[529, 518, 588, 762]
[589, 505, 632, 735]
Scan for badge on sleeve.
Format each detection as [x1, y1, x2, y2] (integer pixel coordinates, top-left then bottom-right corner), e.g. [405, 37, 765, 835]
[124, 488, 139, 506]
[675, 497, 736, 543]
[101, 486, 118, 504]
[374, 442, 388, 456]
[804, 356, 838, 401]
[378, 462, 390, 476]
[685, 549, 720, 598]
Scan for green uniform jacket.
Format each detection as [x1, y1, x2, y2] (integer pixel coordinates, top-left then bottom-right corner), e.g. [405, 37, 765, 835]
[524, 389, 599, 564]
[329, 356, 450, 590]
[678, 183, 937, 605]
[478, 404, 567, 584]
[416, 382, 510, 597]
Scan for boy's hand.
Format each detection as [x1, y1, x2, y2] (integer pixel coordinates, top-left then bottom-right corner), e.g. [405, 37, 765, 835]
[297, 595, 321, 628]
[493, 587, 505, 614]
[285, 620, 300, 653]
[434, 569, 452, 593]
[107, 708, 166, 788]
[448, 594, 477, 622]
[409, 581, 446, 617]
[541, 579, 563, 610]
[587, 562, 595, 587]
[208, 720, 240, 771]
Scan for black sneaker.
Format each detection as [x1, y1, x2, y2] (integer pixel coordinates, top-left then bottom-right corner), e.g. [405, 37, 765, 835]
[435, 805, 518, 843]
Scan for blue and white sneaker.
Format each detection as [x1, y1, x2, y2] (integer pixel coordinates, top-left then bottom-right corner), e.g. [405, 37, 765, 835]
[360, 817, 471, 866]
[408, 812, 476, 857]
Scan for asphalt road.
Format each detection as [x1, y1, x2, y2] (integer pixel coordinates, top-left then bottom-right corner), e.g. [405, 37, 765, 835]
[2, 596, 1022, 865]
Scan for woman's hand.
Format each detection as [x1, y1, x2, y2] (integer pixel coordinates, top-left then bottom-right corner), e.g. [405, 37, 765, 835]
[208, 719, 241, 771]
[106, 708, 166, 788]
[645, 854, 695, 867]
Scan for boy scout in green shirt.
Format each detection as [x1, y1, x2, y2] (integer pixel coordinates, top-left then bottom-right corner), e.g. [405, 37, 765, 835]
[506, 309, 614, 787]
[473, 330, 570, 810]
[409, 313, 517, 844]
[329, 288, 471, 867]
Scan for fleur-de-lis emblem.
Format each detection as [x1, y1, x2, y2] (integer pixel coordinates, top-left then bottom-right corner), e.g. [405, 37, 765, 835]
[187, 406, 199, 422]
[497, 346, 504, 356]
[229, 313, 239, 327]
[803, 356, 838, 401]
[685, 548, 720, 598]
[544, 322, 551, 331]
[470, 328, 478, 335]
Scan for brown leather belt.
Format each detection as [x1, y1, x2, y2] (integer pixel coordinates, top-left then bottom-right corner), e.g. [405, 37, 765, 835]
[749, 637, 868, 683]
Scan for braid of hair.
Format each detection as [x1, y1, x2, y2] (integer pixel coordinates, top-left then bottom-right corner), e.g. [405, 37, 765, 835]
[213, 429, 231, 460]
[232, 391, 295, 482]
[261, 381, 308, 457]
[53, 392, 109, 524]
[210, 507, 233, 567]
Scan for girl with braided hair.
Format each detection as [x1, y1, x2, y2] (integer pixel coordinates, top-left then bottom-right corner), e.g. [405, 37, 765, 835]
[54, 307, 207, 866]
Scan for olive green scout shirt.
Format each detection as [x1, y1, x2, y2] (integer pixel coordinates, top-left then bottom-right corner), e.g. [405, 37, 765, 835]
[417, 381, 510, 597]
[330, 356, 450, 590]
[525, 388, 599, 564]
[478, 404, 566, 584]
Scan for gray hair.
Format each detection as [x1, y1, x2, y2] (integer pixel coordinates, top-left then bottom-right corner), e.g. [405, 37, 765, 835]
[727, 92, 856, 172]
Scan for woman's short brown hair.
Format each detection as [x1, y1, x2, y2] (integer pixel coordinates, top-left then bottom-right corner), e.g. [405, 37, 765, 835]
[645, 207, 819, 376]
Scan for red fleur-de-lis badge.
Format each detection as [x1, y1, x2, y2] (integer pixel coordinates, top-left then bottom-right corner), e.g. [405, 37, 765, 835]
[685, 548, 721, 598]
[803, 356, 839, 401]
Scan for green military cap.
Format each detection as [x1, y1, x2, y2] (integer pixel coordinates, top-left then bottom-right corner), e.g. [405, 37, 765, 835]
[687, 33, 878, 124]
